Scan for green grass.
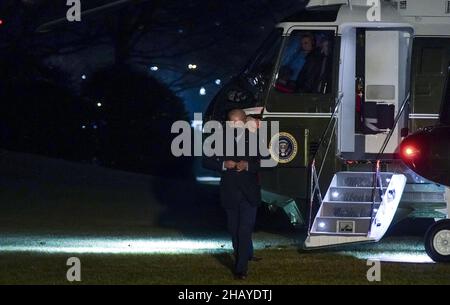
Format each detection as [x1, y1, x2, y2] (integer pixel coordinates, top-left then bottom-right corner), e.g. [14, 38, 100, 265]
[1, 249, 450, 285]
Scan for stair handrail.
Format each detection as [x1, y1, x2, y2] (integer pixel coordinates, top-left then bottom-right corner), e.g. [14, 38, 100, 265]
[368, 159, 381, 236]
[368, 92, 411, 236]
[311, 92, 344, 163]
[308, 160, 323, 234]
[307, 92, 344, 235]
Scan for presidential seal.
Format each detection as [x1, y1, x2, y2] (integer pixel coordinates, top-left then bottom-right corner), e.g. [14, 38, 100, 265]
[269, 132, 298, 164]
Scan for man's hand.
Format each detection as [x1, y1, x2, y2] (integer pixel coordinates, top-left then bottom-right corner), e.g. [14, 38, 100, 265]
[236, 160, 248, 172]
[224, 160, 237, 170]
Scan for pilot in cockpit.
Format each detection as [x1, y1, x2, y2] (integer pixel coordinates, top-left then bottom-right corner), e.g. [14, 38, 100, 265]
[276, 32, 331, 94]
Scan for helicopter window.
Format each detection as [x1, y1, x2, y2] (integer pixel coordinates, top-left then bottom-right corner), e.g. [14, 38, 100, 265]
[205, 29, 283, 122]
[244, 28, 283, 86]
[275, 30, 334, 94]
[421, 48, 444, 74]
[441, 64, 450, 125]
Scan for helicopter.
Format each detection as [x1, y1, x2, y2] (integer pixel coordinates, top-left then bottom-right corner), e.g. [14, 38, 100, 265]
[203, 0, 450, 261]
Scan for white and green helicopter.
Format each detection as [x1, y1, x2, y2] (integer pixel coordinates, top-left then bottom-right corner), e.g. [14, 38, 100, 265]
[204, 0, 450, 261]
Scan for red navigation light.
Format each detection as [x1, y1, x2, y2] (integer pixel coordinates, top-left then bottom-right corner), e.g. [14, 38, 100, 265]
[402, 144, 420, 159]
[0, 19, 4, 26]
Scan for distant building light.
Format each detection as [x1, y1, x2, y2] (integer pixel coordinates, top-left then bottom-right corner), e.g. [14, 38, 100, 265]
[199, 87, 206, 95]
[188, 64, 197, 70]
[81, 125, 86, 129]
[215, 79, 221, 85]
[191, 120, 203, 131]
[81, 74, 87, 80]
[178, 28, 184, 34]
[214, 21, 221, 26]
[150, 66, 159, 71]
[97, 102, 102, 107]
[93, 124, 98, 129]
[196, 176, 220, 183]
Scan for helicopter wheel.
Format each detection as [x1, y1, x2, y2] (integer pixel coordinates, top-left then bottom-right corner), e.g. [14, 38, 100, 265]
[425, 219, 450, 263]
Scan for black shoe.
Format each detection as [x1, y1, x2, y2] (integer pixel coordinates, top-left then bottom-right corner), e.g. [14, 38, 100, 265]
[249, 256, 262, 262]
[234, 272, 248, 280]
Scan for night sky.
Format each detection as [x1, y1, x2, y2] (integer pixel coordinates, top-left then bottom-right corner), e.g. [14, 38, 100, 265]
[0, 0, 306, 116]
[0, 0, 306, 175]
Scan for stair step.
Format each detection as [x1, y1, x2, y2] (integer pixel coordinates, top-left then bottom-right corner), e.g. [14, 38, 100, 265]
[322, 200, 381, 205]
[306, 172, 408, 249]
[309, 232, 368, 236]
[312, 216, 371, 234]
[321, 202, 380, 217]
[400, 191, 446, 203]
[328, 187, 382, 202]
[335, 172, 393, 187]
[403, 183, 446, 193]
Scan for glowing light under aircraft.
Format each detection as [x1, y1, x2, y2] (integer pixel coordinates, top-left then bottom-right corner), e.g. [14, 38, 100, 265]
[0, 235, 284, 255]
[344, 252, 434, 264]
[0, 236, 234, 254]
[0, 235, 433, 263]
[339, 241, 435, 264]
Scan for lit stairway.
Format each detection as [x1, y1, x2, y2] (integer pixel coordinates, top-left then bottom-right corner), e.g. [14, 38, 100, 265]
[304, 172, 407, 248]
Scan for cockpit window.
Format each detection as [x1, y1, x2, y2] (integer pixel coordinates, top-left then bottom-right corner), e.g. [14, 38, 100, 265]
[205, 29, 283, 122]
[244, 28, 283, 87]
[275, 30, 335, 94]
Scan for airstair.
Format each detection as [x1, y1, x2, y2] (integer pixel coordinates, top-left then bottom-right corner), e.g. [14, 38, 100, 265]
[303, 91, 433, 249]
[305, 171, 407, 248]
[302, 86, 448, 248]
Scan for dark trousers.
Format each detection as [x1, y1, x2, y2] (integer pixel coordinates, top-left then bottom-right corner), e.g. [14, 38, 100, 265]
[225, 195, 257, 274]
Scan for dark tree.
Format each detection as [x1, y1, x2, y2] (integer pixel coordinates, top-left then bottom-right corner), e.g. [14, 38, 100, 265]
[82, 65, 192, 177]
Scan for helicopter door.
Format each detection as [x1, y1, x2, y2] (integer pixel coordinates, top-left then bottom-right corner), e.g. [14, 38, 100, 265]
[338, 28, 412, 160]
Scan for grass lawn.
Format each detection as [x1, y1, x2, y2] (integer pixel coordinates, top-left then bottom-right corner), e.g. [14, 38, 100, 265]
[1, 151, 448, 285]
[1, 249, 450, 285]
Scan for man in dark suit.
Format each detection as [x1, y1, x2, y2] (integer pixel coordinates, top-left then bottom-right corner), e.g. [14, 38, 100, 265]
[202, 109, 262, 280]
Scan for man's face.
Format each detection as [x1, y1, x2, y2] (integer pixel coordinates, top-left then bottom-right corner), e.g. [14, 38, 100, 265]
[301, 37, 314, 53]
[227, 114, 246, 130]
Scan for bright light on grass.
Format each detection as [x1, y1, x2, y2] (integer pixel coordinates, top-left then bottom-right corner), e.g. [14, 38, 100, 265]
[0, 235, 275, 254]
[0, 236, 231, 254]
[356, 252, 433, 263]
